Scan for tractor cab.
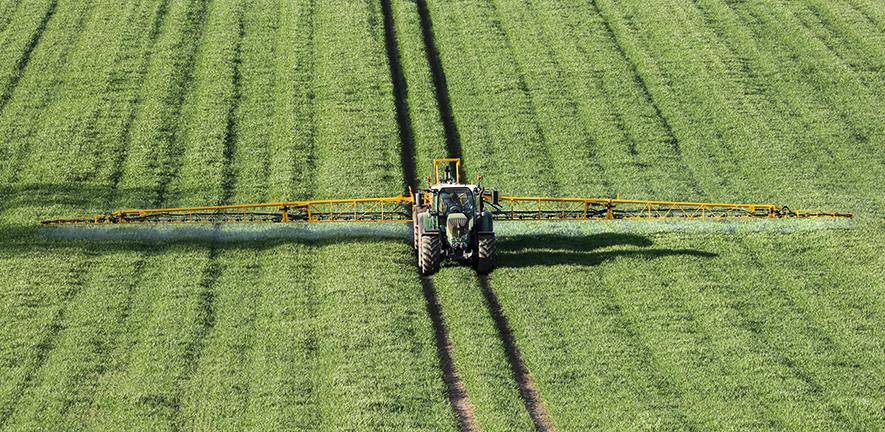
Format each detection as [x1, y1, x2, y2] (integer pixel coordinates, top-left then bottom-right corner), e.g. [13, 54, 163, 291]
[412, 159, 497, 275]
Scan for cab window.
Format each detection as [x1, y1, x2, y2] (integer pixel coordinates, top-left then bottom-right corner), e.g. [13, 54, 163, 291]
[438, 189, 474, 214]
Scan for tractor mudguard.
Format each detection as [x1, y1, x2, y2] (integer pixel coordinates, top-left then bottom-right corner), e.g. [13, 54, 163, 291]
[418, 210, 440, 234]
[477, 210, 494, 234]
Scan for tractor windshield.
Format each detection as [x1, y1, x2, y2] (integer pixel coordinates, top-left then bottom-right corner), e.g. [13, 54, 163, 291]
[439, 188, 474, 215]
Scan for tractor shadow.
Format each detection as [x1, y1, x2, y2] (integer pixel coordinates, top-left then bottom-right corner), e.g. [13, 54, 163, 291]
[496, 233, 717, 269]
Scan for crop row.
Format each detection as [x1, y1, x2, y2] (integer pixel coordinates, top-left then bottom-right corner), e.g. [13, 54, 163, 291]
[1, 0, 454, 430]
[388, 0, 447, 181]
[0, 1, 173, 429]
[0, 0, 93, 190]
[412, 0, 884, 429]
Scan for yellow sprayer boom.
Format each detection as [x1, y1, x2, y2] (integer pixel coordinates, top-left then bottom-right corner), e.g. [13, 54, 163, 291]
[41, 195, 850, 226]
[41, 158, 851, 274]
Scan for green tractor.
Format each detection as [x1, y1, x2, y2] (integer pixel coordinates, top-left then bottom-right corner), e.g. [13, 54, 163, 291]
[412, 159, 499, 276]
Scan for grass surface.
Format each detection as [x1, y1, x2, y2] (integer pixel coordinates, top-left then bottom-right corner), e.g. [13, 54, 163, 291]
[422, 0, 883, 429]
[0, 0, 882, 430]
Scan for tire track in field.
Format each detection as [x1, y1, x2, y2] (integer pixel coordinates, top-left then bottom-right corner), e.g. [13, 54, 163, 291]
[170, 245, 220, 432]
[477, 276, 555, 432]
[58, 252, 150, 419]
[106, 0, 173, 201]
[152, 0, 212, 207]
[727, 2, 877, 152]
[381, 0, 417, 192]
[0, 249, 94, 428]
[414, 0, 462, 163]
[413, 2, 557, 427]
[0, 0, 57, 116]
[420, 278, 479, 431]
[51, 1, 174, 416]
[720, 241, 861, 430]
[586, 0, 705, 198]
[2, 0, 96, 186]
[171, 4, 245, 429]
[220, 7, 244, 204]
[480, 0, 562, 195]
[843, 0, 884, 30]
[381, 1, 478, 428]
[787, 2, 880, 88]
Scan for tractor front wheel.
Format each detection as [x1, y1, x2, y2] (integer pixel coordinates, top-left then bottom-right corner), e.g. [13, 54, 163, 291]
[419, 233, 441, 276]
[475, 234, 496, 274]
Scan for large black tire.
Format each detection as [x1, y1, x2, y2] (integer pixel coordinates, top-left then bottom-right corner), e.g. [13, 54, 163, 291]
[475, 234, 496, 274]
[419, 233, 441, 276]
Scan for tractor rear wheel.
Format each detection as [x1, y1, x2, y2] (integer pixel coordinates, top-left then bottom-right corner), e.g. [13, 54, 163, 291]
[419, 233, 441, 275]
[475, 234, 496, 274]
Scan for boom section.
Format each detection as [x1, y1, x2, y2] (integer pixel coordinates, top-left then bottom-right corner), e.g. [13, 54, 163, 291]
[488, 196, 852, 220]
[41, 195, 414, 225]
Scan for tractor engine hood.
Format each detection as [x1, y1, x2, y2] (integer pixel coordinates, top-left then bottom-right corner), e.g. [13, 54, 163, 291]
[446, 213, 472, 247]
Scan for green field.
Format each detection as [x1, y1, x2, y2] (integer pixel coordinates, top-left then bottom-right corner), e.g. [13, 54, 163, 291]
[1, 0, 882, 430]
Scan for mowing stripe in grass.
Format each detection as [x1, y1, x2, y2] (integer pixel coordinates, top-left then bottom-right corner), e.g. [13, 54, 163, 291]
[0, 0, 57, 116]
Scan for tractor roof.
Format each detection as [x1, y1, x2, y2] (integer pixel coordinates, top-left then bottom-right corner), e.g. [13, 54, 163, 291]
[430, 183, 478, 191]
